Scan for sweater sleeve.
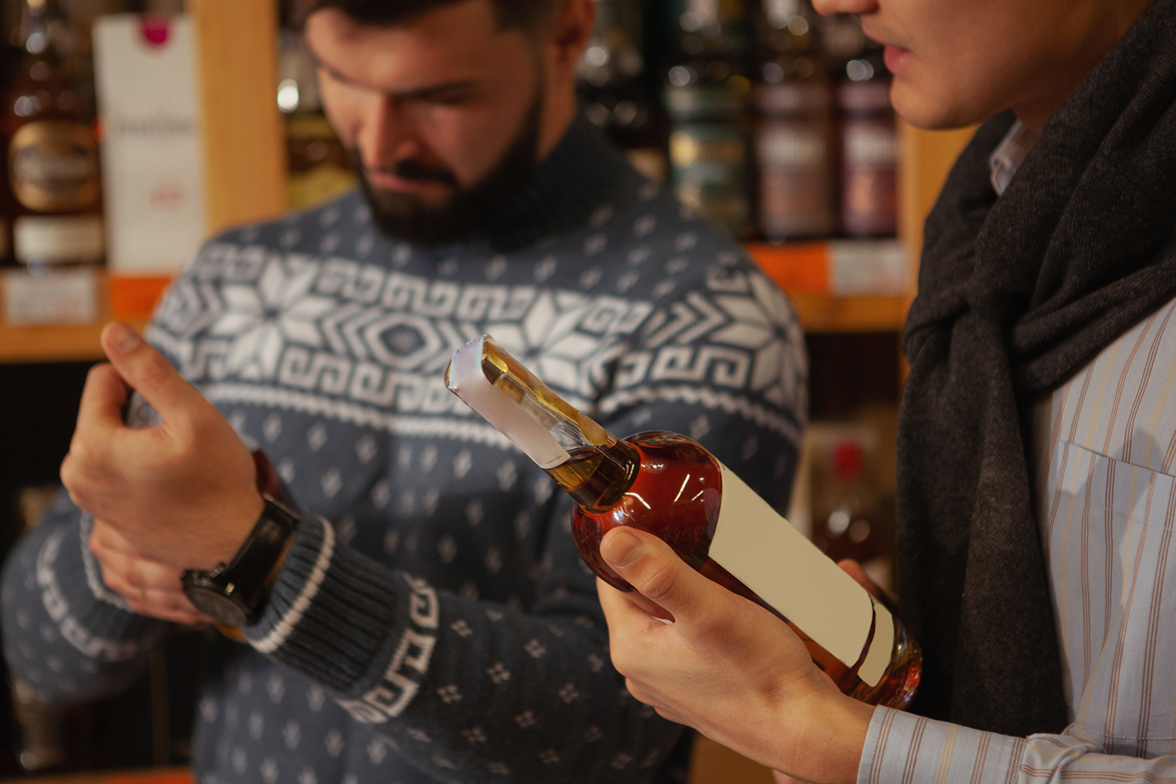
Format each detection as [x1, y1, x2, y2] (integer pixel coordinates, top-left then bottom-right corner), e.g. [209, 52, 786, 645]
[1, 489, 169, 704]
[237, 481, 683, 783]
[859, 708, 1176, 784]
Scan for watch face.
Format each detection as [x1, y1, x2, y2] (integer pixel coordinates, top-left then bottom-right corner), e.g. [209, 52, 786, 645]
[186, 585, 251, 627]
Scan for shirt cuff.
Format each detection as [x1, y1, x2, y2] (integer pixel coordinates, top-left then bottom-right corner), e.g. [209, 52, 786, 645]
[858, 707, 1028, 784]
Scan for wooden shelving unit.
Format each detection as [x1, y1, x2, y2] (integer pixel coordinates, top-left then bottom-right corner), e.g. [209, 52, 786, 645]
[0, 276, 146, 364]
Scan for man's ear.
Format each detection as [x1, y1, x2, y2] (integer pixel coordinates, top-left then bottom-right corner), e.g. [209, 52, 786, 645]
[546, 0, 596, 77]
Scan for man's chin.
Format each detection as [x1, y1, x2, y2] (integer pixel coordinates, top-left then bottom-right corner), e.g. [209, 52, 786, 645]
[363, 186, 481, 248]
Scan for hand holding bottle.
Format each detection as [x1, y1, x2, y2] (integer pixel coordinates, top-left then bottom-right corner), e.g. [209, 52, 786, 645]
[596, 526, 873, 784]
[445, 334, 919, 708]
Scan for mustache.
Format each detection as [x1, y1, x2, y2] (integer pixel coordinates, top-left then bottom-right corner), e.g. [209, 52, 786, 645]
[362, 157, 459, 187]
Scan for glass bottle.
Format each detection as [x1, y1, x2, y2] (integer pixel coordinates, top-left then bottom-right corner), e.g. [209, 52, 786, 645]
[754, 0, 834, 240]
[578, 0, 665, 182]
[277, 30, 356, 210]
[664, 59, 752, 238]
[811, 437, 896, 593]
[1, 0, 102, 324]
[662, 0, 754, 238]
[837, 53, 898, 237]
[445, 335, 921, 709]
[669, 0, 753, 61]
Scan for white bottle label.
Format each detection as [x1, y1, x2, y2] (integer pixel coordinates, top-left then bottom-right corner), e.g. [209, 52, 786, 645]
[708, 462, 892, 687]
[14, 215, 105, 264]
[3, 267, 98, 325]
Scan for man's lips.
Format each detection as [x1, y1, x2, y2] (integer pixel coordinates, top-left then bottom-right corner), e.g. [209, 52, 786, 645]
[883, 44, 913, 75]
[366, 170, 450, 193]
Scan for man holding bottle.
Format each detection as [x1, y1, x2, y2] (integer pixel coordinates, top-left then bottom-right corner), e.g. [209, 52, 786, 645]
[597, 0, 1176, 783]
[0, 0, 807, 783]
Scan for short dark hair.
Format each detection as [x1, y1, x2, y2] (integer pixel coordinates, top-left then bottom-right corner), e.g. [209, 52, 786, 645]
[288, 0, 564, 32]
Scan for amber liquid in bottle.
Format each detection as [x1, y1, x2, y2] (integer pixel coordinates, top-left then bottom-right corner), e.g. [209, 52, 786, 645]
[446, 335, 921, 709]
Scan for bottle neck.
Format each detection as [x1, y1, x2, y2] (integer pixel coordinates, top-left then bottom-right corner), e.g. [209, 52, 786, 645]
[544, 438, 641, 513]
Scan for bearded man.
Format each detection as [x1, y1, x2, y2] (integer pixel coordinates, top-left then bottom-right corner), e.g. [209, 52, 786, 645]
[0, 1, 807, 783]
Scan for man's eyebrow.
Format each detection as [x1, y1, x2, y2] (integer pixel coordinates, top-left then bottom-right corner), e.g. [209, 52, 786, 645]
[306, 48, 482, 101]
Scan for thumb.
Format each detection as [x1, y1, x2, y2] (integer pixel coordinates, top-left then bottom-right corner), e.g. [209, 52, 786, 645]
[600, 527, 713, 621]
[100, 322, 197, 422]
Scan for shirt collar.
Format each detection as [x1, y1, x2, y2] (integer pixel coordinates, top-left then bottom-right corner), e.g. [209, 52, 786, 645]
[988, 119, 1040, 196]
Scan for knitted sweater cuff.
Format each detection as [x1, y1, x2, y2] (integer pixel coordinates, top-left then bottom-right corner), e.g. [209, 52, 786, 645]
[242, 516, 435, 707]
[39, 515, 164, 659]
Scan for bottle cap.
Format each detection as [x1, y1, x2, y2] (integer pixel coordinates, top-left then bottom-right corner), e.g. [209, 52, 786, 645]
[446, 336, 572, 469]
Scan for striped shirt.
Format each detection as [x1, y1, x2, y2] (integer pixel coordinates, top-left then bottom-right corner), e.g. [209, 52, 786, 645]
[859, 295, 1176, 784]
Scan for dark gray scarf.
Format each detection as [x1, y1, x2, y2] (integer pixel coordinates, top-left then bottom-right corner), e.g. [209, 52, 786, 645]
[897, 0, 1176, 735]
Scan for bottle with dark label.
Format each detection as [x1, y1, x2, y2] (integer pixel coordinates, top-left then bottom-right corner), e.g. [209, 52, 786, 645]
[662, 0, 754, 238]
[1, 0, 103, 324]
[837, 54, 898, 237]
[754, 0, 835, 241]
[446, 335, 921, 709]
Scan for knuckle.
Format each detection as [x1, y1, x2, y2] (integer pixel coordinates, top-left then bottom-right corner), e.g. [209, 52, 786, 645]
[635, 561, 678, 602]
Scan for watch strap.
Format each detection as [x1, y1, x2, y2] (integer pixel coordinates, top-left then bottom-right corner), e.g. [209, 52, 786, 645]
[181, 495, 299, 626]
[221, 496, 299, 613]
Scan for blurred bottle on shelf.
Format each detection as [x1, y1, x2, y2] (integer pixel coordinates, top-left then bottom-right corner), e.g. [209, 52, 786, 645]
[277, 30, 356, 210]
[754, 0, 835, 241]
[1, 0, 103, 325]
[811, 435, 896, 594]
[663, 0, 753, 237]
[816, 14, 898, 237]
[814, 11, 867, 81]
[578, 0, 665, 182]
[836, 47, 898, 237]
[669, 0, 752, 60]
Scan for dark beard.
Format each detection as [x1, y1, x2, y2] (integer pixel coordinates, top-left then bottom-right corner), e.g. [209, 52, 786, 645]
[356, 92, 543, 248]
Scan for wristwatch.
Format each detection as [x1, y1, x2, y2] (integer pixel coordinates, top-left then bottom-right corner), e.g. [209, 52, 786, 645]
[180, 495, 299, 626]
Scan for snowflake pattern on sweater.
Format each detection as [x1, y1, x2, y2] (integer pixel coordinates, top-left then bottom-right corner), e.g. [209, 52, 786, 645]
[2, 118, 806, 784]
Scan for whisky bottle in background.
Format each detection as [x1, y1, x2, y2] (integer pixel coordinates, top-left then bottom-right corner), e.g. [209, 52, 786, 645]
[277, 30, 356, 210]
[663, 60, 752, 238]
[811, 437, 896, 593]
[754, 0, 836, 241]
[663, 0, 754, 237]
[1, 0, 103, 325]
[446, 335, 921, 709]
[836, 49, 898, 237]
[577, 0, 666, 182]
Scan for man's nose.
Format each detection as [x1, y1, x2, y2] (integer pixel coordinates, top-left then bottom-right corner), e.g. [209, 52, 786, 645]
[356, 95, 420, 170]
[811, 0, 877, 17]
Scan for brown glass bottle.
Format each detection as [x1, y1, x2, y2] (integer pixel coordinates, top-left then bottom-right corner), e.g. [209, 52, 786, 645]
[1, 0, 103, 324]
[446, 335, 921, 709]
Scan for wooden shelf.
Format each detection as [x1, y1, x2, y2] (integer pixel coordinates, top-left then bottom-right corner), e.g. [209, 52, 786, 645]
[0, 237, 916, 365]
[788, 291, 909, 333]
[746, 239, 912, 333]
[0, 273, 148, 364]
[0, 767, 191, 784]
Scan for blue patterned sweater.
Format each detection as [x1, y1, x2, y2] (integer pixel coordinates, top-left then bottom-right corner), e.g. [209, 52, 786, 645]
[2, 116, 807, 784]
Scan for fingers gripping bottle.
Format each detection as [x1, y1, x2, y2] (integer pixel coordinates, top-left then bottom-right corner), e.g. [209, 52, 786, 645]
[445, 335, 920, 709]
